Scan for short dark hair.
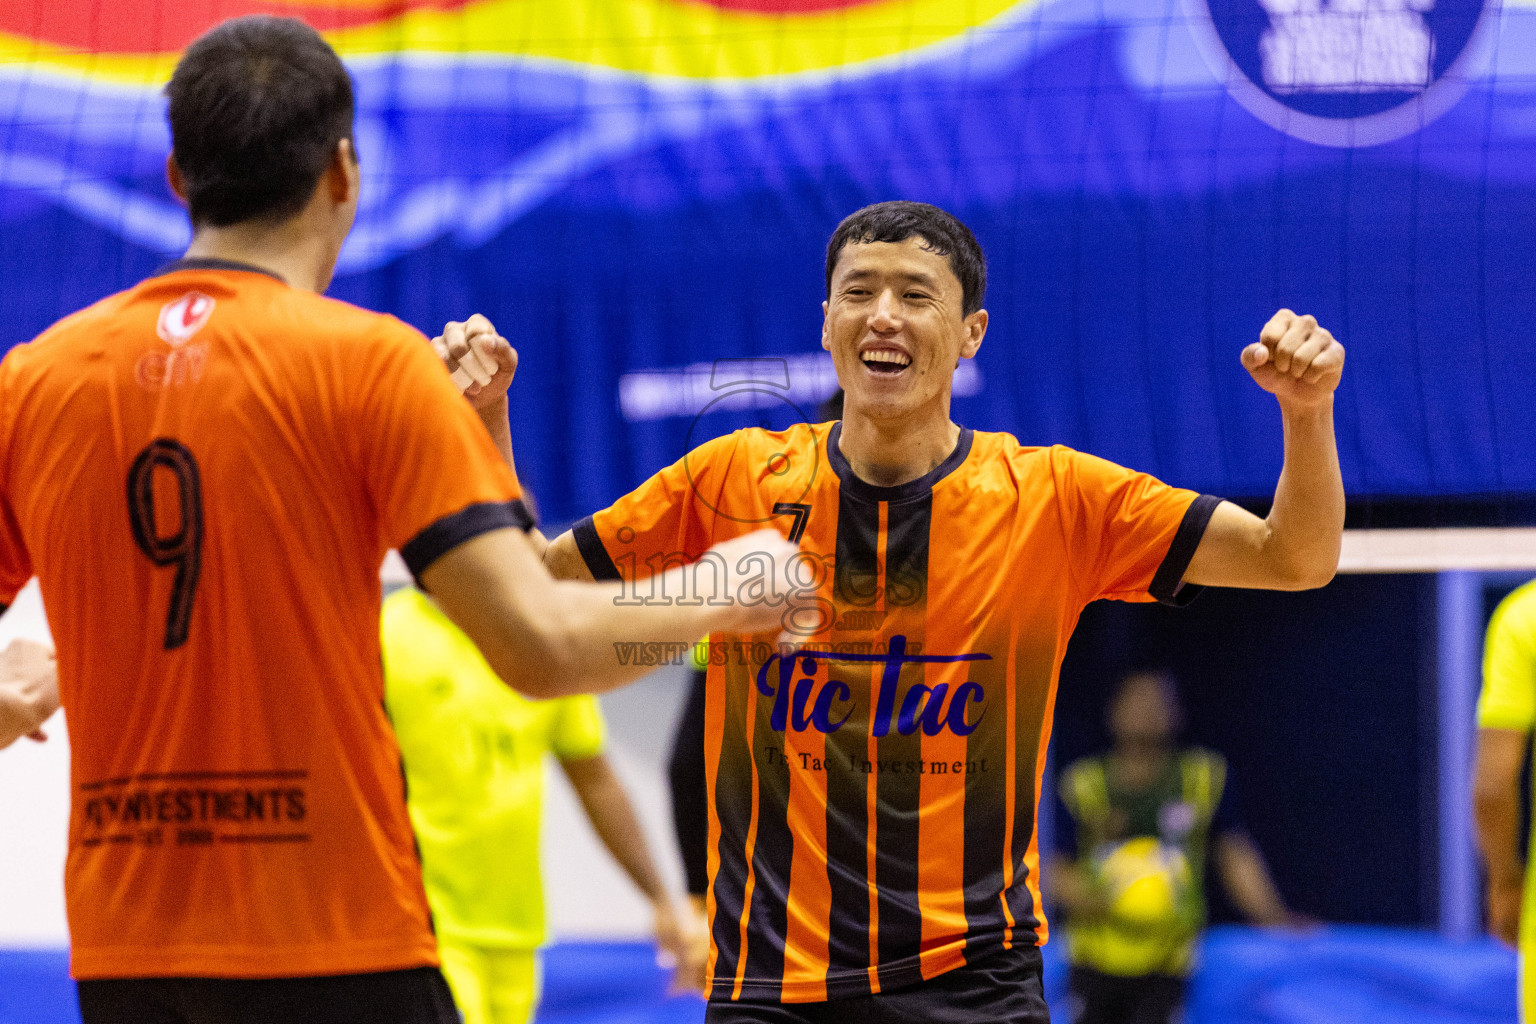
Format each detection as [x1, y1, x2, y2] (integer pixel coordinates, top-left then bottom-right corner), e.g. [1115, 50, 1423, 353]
[825, 201, 987, 316]
[166, 16, 355, 227]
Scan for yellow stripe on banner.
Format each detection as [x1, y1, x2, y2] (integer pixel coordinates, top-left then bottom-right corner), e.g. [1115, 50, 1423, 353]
[0, 0, 1030, 86]
[0, 37, 180, 87]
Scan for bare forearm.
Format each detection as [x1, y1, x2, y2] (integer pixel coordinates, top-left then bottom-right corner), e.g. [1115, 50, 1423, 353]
[473, 399, 553, 560]
[1264, 399, 1344, 587]
[1479, 734, 1528, 945]
[568, 759, 668, 902]
[457, 577, 754, 696]
[1045, 855, 1106, 918]
[1217, 835, 1290, 926]
[539, 575, 754, 693]
[1475, 728, 1530, 897]
[477, 397, 517, 477]
[1187, 310, 1345, 591]
[1184, 405, 1344, 591]
[545, 529, 595, 581]
[423, 529, 788, 698]
[1475, 788, 1526, 889]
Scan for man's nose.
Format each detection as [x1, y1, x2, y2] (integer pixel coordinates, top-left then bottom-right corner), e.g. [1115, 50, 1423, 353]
[869, 290, 901, 331]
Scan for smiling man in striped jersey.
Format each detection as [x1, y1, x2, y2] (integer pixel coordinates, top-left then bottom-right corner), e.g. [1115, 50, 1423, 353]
[442, 199, 1346, 1023]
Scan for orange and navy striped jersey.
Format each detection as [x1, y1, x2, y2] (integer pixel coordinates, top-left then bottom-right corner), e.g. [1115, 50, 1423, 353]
[0, 260, 527, 980]
[573, 421, 1216, 1003]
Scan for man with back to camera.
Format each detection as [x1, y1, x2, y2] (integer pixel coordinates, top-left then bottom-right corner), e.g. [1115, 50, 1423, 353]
[0, 16, 800, 1024]
[440, 199, 1346, 1022]
[1050, 670, 1302, 1024]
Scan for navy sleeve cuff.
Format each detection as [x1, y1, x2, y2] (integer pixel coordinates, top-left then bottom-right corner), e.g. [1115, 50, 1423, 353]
[572, 515, 621, 581]
[400, 499, 535, 581]
[1149, 494, 1222, 607]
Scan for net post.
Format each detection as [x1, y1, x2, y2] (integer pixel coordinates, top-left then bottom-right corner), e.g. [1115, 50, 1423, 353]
[1436, 570, 1481, 941]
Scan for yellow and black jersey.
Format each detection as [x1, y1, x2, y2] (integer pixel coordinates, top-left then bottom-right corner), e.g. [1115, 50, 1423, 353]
[573, 421, 1216, 1003]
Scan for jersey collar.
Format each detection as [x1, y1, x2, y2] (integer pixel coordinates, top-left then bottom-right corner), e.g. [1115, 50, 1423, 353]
[153, 257, 287, 285]
[826, 420, 974, 504]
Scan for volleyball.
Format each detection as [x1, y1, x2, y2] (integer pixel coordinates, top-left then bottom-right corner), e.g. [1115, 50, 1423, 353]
[1095, 837, 1192, 933]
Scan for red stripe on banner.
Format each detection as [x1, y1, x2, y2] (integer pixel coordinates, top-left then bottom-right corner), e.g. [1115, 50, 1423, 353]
[0, 0, 474, 54]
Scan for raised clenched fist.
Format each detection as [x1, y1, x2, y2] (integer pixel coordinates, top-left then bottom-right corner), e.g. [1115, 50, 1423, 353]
[1241, 309, 1345, 411]
[432, 313, 518, 411]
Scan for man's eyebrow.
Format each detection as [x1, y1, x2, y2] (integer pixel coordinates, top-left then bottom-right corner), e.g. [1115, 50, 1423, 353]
[900, 270, 940, 289]
[838, 268, 941, 287]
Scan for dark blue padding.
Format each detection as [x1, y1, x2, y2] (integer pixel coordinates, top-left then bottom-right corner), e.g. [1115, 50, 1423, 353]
[1187, 925, 1517, 1024]
[0, 949, 76, 1024]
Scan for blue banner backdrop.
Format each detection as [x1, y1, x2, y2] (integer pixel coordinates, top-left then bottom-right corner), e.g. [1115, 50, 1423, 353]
[3, 0, 1535, 525]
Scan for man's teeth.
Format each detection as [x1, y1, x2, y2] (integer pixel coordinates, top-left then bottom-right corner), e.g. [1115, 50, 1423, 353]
[862, 351, 911, 368]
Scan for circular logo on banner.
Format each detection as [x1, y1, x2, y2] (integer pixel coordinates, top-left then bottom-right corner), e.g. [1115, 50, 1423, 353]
[1188, 0, 1496, 147]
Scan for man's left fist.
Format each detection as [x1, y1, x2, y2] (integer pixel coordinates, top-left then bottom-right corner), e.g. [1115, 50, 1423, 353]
[1241, 309, 1345, 410]
[432, 313, 518, 412]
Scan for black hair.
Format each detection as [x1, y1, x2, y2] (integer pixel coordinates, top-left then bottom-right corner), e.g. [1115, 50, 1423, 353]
[816, 388, 845, 422]
[166, 16, 355, 227]
[824, 201, 987, 316]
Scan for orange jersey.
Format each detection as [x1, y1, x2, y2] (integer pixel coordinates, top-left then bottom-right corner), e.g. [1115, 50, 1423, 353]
[0, 260, 528, 980]
[573, 422, 1215, 1003]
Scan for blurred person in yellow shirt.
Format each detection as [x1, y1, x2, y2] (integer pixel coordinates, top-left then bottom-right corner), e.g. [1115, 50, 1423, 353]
[1474, 579, 1536, 1020]
[1048, 671, 1302, 1024]
[384, 586, 687, 1024]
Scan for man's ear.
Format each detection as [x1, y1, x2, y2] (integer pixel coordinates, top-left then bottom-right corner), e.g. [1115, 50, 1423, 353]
[821, 300, 831, 352]
[328, 138, 360, 205]
[959, 308, 988, 359]
[166, 155, 189, 206]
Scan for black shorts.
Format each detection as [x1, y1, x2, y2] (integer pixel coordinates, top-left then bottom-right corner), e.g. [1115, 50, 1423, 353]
[1066, 965, 1185, 1024]
[705, 945, 1049, 1024]
[76, 965, 459, 1024]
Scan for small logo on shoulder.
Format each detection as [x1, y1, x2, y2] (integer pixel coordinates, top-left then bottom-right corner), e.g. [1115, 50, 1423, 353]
[157, 292, 215, 348]
[141, 292, 214, 389]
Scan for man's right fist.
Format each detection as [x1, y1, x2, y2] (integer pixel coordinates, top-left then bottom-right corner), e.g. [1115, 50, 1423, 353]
[1241, 309, 1344, 412]
[433, 314, 518, 411]
[0, 638, 58, 750]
